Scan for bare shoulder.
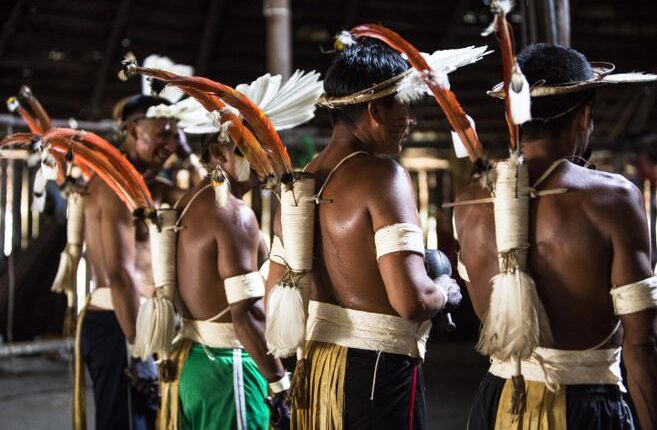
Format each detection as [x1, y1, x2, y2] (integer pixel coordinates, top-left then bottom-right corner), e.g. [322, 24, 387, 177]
[573, 166, 643, 212]
[189, 189, 259, 244]
[454, 180, 492, 234]
[350, 155, 413, 197]
[86, 176, 127, 215]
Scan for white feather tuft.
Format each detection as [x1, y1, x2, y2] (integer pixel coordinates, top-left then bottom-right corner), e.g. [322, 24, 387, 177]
[236, 70, 323, 130]
[6, 97, 19, 113]
[132, 297, 177, 360]
[234, 156, 251, 182]
[509, 66, 532, 125]
[265, 283, 306, 358]
[603, 73, 657, 83]
[395, 46, 491, 103]
[476, 270, 553, 360]
[32, 168, 46, 213]
[213, 179, 230, 208]
[141, 54, 194, 102]
[450, 114, 476, 159]
[335, 31, 356, 50]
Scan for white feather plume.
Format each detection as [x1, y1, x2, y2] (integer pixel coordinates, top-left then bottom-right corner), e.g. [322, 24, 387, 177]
[32, 168, 46, 213]
[451, 114, 476, 159]
[509, 65, 532, 125]
[141, 54, 194, 102]
[265, 283, 306, 358]
[603, 73, 657, 83]
[395, 46, 491, 104]
[236, 70, 324, 130]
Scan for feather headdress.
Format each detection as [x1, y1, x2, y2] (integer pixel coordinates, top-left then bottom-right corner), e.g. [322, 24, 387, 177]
[337, 24, 486, 165]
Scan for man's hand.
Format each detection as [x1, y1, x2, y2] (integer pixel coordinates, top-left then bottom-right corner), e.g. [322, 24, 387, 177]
[265, 391, 290, 430]
[125, 356, 159, 403]
[424, 249, 462, 311]
[435, 274, 463, 311]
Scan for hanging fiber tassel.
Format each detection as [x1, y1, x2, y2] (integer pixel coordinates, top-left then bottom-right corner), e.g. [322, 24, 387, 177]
[475, 155, 552, 415]
[51, 192, 85, 336]
[210, 167, 231, 208]
[508, 65, 532, 125]
[265, 173, 316, 409]
[133, 208, 178, 380]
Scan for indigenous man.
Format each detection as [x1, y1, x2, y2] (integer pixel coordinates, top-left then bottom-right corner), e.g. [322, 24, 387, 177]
[457, 44, 657, 429]
[267, 38, 461, 429]
[80, 94, 180, 430]
[171, 134, 289, 430]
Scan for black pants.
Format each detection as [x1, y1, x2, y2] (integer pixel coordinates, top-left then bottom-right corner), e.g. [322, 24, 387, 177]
[80, 310, 156, 430]
[343, 348, 426, 430]
[468, 373, 635, 429]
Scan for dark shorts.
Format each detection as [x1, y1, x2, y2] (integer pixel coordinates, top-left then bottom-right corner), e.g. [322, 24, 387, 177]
[468, 373, 635, 430]
[80, 310, 156, 430]
[344, 348, 426, 430]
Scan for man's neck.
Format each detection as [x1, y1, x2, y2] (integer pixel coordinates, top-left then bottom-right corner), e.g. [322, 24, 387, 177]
[120, 140, 148, 174]
[521, 137, 576, 182]
[327, 122, 374, 157]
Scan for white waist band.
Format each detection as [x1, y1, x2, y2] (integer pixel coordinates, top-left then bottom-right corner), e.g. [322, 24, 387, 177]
[489, 347, 625, 391]
[88, 287, 113, 310]
[306, 300, 431, 359]
[182, 319, 243, 349]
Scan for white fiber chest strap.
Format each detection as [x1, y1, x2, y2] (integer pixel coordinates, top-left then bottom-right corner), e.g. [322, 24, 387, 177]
[88, 287, 113, 310]
[269, 235, 287, 266]
[224, 272, 265, 304]
[456, 253, 470, 282]
[489, 347, 625, 391]
[610, 276, 657, 315]
[305, 300, 432, 359]
[374, 223, 425, 260]
[181, 319, 243, 349]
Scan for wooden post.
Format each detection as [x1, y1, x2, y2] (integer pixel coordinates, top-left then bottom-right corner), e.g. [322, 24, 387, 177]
[524, 0, 570, 46]
[264, 0, 292, 79]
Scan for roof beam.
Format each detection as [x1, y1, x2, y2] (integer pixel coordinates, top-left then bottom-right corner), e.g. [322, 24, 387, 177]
[0, 0, 29, 60]
[196, 0, 226, 75]
[88, 0, 133, 119]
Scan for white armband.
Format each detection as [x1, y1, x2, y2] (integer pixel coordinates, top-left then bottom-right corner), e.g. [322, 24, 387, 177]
[224, 272, 265, 304]
[610, 276, 657, 315]
[374, 223, 425, 260]
[269, 235, 287, 266]
[269, 372, 291, 394]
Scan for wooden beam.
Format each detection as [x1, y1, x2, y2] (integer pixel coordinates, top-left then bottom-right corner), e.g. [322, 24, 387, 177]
[264, 0, 292, 78]
[195, 0, 226, 75]
[0, 0, 29, 60]
[88, 0, 133, 119]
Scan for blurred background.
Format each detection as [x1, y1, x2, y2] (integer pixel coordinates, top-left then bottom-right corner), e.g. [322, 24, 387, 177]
[0, 0, 656, 428]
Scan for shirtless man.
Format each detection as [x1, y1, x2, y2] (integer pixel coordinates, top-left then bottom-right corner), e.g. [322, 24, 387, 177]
[174, 136, 288, 430]
[457, 44, 657, 429]
[81, 95, 180, 430]
[267, 38, 460, 429]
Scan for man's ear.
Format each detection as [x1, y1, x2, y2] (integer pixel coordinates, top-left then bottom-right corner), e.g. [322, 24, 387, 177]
[126, 121, 139, 140]
[367, 100, 385, 126]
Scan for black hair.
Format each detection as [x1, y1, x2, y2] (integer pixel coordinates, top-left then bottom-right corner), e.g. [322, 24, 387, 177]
[120, 94, 172, 123]
[324, 37, 410, 126]
[517, 43, 595, 140]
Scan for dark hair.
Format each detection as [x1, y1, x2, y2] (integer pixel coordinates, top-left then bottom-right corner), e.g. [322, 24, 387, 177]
[120, 94, 172, 123]
[517, 43, 595, 140]
[324, 37, 409, 125]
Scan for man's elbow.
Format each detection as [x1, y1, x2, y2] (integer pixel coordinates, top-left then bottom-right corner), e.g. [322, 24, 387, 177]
[394, 302, 435, 323]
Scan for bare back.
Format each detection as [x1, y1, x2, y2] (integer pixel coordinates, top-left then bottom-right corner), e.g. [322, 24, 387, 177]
[84, 176, 137, 292]
[456, 161, 651, 350]
[306, 152, 421, 316]
[176, 183, 261, 322]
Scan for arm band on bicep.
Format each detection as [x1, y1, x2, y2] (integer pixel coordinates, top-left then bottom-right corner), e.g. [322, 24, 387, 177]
[374, 223, 425, 260]
[269, 235, 287, 266]
[224, 272, 265, 304]
[610, 276, 657, 315]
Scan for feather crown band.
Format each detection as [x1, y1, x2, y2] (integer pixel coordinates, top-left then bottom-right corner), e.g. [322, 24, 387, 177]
[318, 39, 491, 108]
[489, 61, 657, 98]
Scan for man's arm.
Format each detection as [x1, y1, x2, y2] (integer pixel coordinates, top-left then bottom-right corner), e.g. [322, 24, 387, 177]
[99, 185, 140, 342]
[368, 159, 444, 322]
[608, 181, 657, 429]
[218, 205, 285, 382]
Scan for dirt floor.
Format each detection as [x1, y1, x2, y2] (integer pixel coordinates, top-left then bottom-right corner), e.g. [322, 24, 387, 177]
[0, 340, 489, 429]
